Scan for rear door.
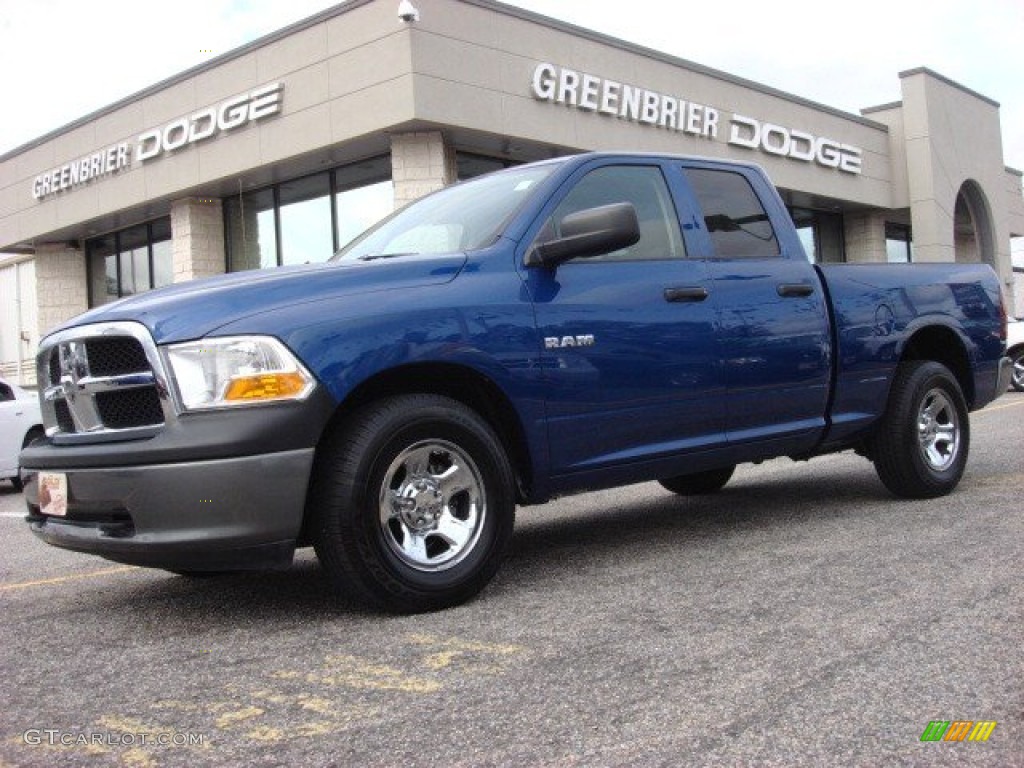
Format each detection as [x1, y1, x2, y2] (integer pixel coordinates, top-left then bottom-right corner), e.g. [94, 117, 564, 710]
[519, 159, 727, 479]
[676, 162, 831, 453]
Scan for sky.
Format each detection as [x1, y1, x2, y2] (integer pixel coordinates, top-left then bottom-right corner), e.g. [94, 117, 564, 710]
[1, 0, 1022, 257]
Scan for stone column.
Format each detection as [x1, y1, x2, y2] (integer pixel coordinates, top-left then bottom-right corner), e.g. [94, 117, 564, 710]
[843, 211, 889, 263]
[390, 131, 457, 209]
[34, 243, 88, 336]
[170, 197, 227, 282]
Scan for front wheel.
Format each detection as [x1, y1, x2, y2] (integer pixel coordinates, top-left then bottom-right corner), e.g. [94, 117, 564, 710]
[869, 361, 969, 499]
[310, 395, 515, 613]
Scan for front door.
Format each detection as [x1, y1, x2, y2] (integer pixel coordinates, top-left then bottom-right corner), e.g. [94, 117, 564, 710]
[520, 161, 726, 479]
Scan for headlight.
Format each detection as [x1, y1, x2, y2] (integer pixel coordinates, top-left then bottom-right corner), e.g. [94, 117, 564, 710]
[165, 336, 315, 411]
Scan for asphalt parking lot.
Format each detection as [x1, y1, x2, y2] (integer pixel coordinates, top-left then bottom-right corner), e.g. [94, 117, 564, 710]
[1, 392, 1022, 767]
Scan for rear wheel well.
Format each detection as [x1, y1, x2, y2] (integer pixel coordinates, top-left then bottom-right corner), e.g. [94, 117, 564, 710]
[899, 327, 974, 407]
[314, 363, 532, 504]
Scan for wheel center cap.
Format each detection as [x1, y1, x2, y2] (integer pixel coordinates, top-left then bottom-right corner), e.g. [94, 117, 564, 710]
[397, 478, 443, 530]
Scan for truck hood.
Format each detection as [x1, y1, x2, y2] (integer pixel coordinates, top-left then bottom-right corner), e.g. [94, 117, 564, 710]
[57, 254, 467, 344]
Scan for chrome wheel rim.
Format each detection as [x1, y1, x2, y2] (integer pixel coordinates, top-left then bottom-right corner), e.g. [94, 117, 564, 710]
[1012, 355, 1024, 389]
[917, 388, 960, 471]
[378, 440, 486, 572]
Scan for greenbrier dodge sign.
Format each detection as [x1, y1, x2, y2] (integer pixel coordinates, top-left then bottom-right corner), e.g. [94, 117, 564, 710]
[31, 83, 283, 201]
[530, 62, 863, 174]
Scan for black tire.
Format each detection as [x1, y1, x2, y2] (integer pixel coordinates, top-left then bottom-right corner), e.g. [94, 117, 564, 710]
[13, 427, 45, 493]
[1009, 347, 1024, 392]
[309, 395, 516, 613]
[659, 466, 735, 496]
[870, 361, 969, 499]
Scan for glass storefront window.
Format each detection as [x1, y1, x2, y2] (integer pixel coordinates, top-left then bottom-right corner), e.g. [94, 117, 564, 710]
[151, 218, 173, 288]
[86, 218, 172, 306]
[335, 180, 393, 251]
[279, 174, 332, 266]
[118, 224, 150, 296]
[788, 207, 846, 263]
[87, 235, 118, 306]
[457, 153, 515, 181]
[886, 222, 913, 263]
[225, 157, 393, 271]
[225, 188, 277, 272]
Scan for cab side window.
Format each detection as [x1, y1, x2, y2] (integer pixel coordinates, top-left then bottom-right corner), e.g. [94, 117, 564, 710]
[684, 168, 780, 258]
[0, 382, 14, 402]
[539, 165, 685, 261]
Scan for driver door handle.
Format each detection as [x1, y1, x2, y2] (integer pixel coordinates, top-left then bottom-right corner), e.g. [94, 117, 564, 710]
[777, 283, 815, 298]
[664, 286, 709, 303]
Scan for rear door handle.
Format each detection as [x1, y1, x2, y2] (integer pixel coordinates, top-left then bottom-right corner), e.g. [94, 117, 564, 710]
[664, 286, 709, 303]
[777, 283, 815, 298]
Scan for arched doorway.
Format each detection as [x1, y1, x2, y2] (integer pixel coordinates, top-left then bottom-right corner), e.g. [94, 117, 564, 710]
[954, 180, 995, 265]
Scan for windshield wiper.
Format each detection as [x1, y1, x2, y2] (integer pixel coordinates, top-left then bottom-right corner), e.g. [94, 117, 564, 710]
[357, 252, 419, 262]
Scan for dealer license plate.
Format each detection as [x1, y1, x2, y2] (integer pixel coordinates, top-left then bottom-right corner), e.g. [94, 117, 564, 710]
[38, 471, 68, 517]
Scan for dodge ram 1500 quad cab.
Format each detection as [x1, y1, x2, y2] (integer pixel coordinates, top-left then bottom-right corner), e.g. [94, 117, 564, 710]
[22, 153, 1013, 611]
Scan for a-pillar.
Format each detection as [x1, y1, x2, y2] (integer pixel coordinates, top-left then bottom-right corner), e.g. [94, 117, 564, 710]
[390, 131, 457, 209]
[170, 197, 227, 282]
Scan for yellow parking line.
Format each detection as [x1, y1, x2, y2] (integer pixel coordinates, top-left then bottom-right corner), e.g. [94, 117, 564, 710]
[979, 397, 1024, 415]
[0, 566, 135, 592]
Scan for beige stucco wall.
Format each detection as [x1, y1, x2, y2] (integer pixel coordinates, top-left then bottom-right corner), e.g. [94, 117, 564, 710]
[407, 0, 892, 207]
[900, 70, 1011, 285]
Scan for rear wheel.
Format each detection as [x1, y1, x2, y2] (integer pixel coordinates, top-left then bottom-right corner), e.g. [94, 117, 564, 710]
[870, 361, 969, 499]
[1010, 347, 1024, 392]
[659, 465, 735, 496]
[310, 395, 515, 613]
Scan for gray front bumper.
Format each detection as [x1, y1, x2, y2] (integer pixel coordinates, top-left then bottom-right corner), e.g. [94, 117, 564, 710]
[24, 448, 314, 571]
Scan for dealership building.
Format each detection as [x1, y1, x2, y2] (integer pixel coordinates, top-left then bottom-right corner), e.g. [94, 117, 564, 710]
[2, 0, 1022, 385]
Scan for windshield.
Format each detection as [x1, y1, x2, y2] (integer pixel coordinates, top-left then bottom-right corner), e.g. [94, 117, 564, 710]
[333, 162, 562, 261]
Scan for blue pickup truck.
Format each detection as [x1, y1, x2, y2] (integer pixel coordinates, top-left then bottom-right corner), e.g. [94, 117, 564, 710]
[22, 153, 1013, 611]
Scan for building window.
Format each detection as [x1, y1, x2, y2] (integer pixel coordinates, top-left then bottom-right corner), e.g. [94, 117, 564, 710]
[789, 207, 845, 263]
[456, 153, 516, 181]
[86, 218, 172, 307]
[224, 157, 392, 272]
[886, 222, 913, 263]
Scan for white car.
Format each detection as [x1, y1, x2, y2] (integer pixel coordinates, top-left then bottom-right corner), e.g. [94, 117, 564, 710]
[0, 376, 44, 491]
[1008, 317, 1024, 392]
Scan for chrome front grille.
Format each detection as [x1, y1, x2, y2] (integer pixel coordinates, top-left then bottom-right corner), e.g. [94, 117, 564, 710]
[37, 322, 174, 444]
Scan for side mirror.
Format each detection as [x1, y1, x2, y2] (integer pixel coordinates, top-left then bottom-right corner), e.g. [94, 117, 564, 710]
[525, 202, 640, 268]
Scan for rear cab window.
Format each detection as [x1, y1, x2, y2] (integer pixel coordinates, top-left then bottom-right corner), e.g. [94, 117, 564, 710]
[682, 167, 780, 259]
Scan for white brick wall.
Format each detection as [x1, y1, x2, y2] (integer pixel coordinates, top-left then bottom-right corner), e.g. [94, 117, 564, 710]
[34, 244, 88, 337]
[390, 131, 456, 209]
[0, 257, 37, 386]
[171, 197, 226, 282]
